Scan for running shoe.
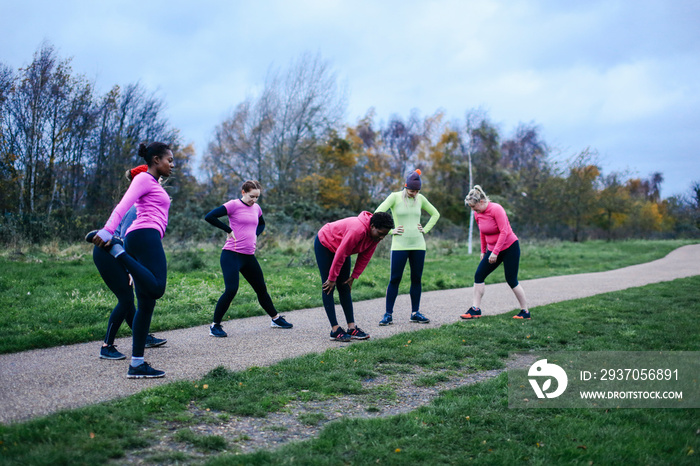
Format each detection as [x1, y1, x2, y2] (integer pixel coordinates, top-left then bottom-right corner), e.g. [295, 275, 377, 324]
[271, 315, 293, 329]
[100, 344, 126, 360]
[379, 313, 393, 326]
[460, 307, 482, 319]
[347, 326, 370, 340]
[209, 323, 228, 337]
[330, 327, 351, 342]
[513, 310, 532, 320]
[145, 334, 167, 348]
[127, 362, 165, 379]
[84, 230, 98, 243]
[409, 311, 430, 324]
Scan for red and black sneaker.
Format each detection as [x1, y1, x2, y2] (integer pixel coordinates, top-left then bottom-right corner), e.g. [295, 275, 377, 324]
[330, 327, 351, 342]
[347, 326, 370, 340]
[460, 307, 482, 319]
[513, 310, 531, 320]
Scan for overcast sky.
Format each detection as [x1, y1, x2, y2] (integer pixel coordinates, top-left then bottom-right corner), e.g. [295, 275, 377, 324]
[2, 0, 698, 197]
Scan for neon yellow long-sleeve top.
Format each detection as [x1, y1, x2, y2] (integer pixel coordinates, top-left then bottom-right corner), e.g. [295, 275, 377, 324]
[375, 191, 440, 251]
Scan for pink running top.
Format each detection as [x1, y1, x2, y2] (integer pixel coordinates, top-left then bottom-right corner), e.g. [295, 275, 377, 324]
[317, 211, 380, 282]
[222, 199, 263, 255]
[103, 172, 171, 238]
[474, 202, 518, 255]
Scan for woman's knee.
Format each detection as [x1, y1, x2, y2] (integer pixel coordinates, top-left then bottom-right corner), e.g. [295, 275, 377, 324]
[389, 275, 402, 286]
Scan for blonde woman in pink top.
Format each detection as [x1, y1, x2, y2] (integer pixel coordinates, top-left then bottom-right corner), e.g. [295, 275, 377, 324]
[461, 185, 531, 320]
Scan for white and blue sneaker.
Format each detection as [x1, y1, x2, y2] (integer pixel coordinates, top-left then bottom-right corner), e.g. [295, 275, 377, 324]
[409, 311, 430, 324]
[127, 362, 165, 379]
[209, 323, 227, 338]
[271, 315, 293, 329]
[379, 313, 393, 326]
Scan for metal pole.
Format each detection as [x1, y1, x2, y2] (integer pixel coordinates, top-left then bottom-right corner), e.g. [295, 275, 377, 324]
[468, 147, 473, 255]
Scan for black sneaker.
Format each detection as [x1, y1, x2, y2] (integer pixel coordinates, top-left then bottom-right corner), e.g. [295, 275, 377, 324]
[460, 307, 482, 319]
[145, 334, 167, 348]
[271, 315, 293, 329]
[100, 345, 126, 360]
[379, 313, 393, 326]
[347, 326, 370, 340]
[513, 310, 532, 320]
[127, 362, 165, 379]
[210, 323, 227, 337]
[330, 327, 351, 342]
[85, 230, 98, 243]
[410, 311, 430, 324]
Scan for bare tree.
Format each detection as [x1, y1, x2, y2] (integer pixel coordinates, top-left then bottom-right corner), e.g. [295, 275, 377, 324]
[380, 110, 424, 179]
[87, 82, 177, 211]
[204, 52, 346, 203]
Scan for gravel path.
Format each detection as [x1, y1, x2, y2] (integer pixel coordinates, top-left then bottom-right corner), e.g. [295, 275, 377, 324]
[1, 244, 698, 425]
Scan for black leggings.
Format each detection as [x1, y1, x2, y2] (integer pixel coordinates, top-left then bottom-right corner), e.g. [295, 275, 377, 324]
[314, 235, 354, 328]
[213, 250, 277, 324]
[386, 249, 425, 314]
[474, 240, 520, 288]
[93, 246, 134, 346]
[118, 229, 167, 358]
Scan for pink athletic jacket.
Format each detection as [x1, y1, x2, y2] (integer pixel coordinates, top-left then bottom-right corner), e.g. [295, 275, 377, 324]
[103, 172, 171, 238]
[222, 199, 263, 255]
[318, 211, 379, 282]
[474, 202, 518, 255]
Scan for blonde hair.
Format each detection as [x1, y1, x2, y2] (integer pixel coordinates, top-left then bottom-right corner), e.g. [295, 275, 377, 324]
[465, 185, 489, 207]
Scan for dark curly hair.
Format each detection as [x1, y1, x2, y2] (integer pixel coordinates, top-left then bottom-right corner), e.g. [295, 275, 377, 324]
[370, 211, 395, 231]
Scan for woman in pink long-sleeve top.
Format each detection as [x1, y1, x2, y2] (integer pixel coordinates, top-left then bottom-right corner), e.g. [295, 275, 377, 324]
[89, 142, 174, 379]
[314, 211, 394, 341]
[460, 185, 531, 320]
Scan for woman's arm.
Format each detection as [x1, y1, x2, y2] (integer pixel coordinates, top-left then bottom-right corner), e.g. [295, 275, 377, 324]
[204, 205, 232, 234]
[374, 193, 397, 235]
[256, 215, 266, 236]
[419, 195, 440, 233]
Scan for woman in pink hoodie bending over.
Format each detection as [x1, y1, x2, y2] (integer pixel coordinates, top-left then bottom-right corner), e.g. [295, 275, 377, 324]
[314, 211, 394, 342]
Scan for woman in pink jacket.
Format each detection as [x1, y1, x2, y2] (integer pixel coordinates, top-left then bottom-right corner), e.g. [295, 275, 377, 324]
[314, 211, 394, 341]
[460, 185, 531, 320]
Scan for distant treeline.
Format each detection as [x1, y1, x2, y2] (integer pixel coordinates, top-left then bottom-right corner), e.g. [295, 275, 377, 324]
[1, 43, 698, 245]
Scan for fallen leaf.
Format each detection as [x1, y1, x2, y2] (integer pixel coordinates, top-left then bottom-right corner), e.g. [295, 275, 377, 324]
[577, 445, 587, 450]
[89, 432, 95, 439]
[395, 448, 401, 453]
[203, 384, 208, 389]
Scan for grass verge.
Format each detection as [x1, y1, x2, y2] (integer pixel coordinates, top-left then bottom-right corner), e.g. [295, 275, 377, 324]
[0, 276, 698, 465]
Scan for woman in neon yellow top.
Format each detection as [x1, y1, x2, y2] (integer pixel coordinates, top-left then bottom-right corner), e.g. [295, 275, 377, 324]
[374, 169, 440, 326]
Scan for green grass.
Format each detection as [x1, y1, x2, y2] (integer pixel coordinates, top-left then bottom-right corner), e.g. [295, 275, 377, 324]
[0, 239, 695, 354]
[0, 276, 698, 465]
